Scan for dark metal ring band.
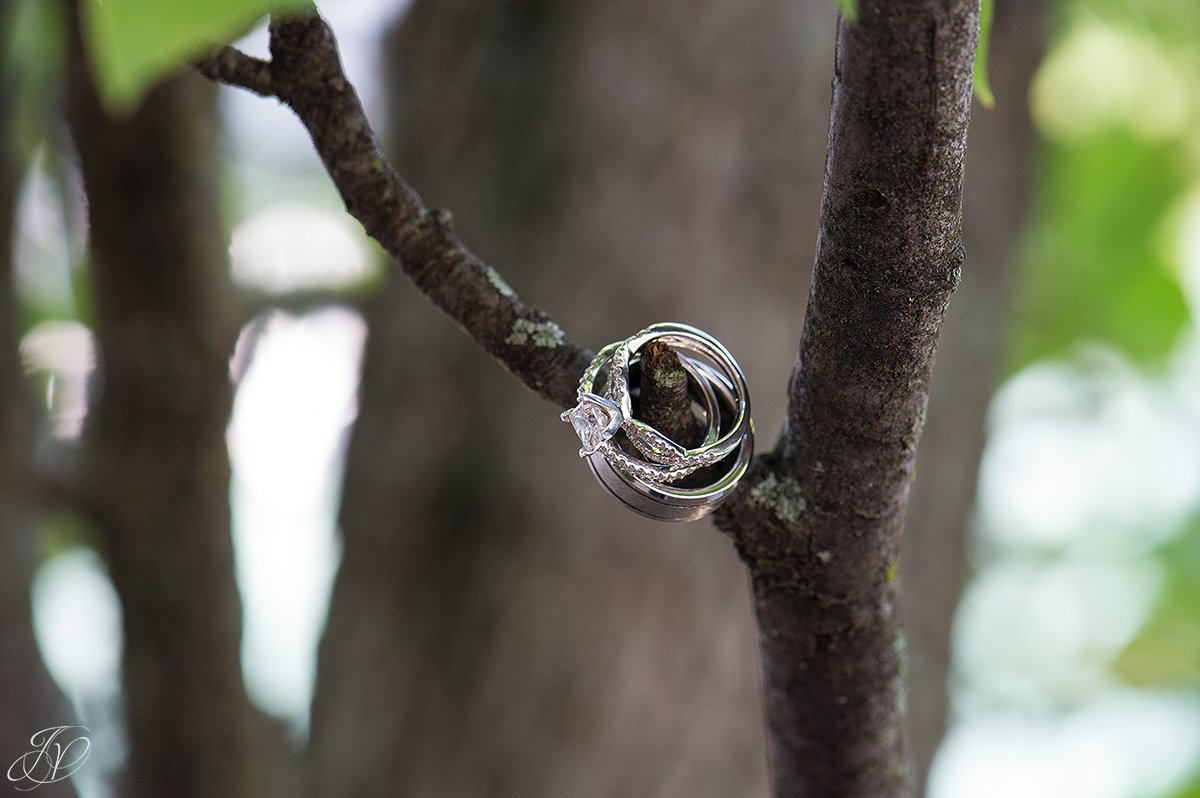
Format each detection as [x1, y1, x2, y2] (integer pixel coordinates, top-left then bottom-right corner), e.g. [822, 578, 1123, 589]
[586, 357, 753, 521]
[562, 322, 754, 522]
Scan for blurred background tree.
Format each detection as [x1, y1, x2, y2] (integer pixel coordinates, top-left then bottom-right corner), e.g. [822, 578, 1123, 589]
[1, 0, 1198, 796]
[929, 0, 1200, 795]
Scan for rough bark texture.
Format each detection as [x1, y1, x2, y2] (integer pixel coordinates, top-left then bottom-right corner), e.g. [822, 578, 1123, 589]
[0, 47, 79, 798]
[202, 15, 594, 409]
[640, 341, 700, 447]
[307, 266, 541, 796]
[714, 2, 979, 795]
[203, 2, 978, 795]
[306, 7, 564, 794]
[305, 1, 808, 793]
[304, 5, 582, 794]
[900, 2, 1045, 791]
[301, 0, 839, 794]
[65, 23, 270, 796]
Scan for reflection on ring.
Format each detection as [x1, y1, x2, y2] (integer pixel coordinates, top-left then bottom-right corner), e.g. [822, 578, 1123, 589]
[561, 322, 754, 522]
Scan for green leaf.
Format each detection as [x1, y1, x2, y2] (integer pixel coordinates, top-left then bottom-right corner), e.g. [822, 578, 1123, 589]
[835, 0, 859, 24]
[1006, 132, 1191, 371]
[81, 0, 310, 114]
[973, 0, 995, 107]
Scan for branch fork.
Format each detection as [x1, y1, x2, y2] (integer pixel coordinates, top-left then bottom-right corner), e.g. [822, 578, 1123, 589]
[198, 3, 980, 793]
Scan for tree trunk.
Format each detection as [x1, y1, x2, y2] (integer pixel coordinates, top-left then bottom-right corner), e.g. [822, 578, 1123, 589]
[306, 0, 836, 794]
[64, 18, 271, 796]
[0, 46, 79, 798]
[203, 1, 980, 794]
[900, 2, 1047, 792]
[714, 2, 980, 795]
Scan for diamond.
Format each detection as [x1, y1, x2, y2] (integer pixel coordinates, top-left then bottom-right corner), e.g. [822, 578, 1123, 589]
[561, 393, 623, 457]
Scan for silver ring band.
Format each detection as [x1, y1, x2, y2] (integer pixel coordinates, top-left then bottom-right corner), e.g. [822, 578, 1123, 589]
[595, 352, 727, 482]
[588, 358, 754, 521]
[609, 324, 751, 468]
[561, 322, 754, 522]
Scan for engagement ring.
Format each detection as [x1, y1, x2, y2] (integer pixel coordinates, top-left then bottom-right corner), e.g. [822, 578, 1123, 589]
[561, 323, 754, 521]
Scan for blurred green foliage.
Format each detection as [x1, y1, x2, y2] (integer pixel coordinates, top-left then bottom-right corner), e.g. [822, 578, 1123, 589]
[1, 0, 63, 161]
[1164, 775, 1200, 798]
[1009, 132, 1189, 370]
[1, 2, 90, 334]
[975, 1, 1200, 795]
[1114, 517, 1200, 689]
[973, 0, 995, 108]
[1006, 3, 1197, 372]
[81, 0, 309, 113]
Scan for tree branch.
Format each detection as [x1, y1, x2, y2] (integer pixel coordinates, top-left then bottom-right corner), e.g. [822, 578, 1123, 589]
[201, 14, 593, 408]
[639, 340, 702, 447]
[714, 1, 980, 795]
[195, 46, 274, 97]
[201, 6, 980, 796]
[901, 1, 1044, 790]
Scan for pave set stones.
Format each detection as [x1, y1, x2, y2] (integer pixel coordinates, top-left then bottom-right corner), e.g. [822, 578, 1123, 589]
[560, 322, 754, 522]
[560, 393, 622, 456]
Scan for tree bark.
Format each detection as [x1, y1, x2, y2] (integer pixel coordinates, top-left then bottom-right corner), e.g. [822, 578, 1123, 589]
[305, 5, 578, 793]
[714, 2, 979, 795]
[64, 18, 272, 796]
[203, 1, 979, 794]
[640, 341, 701, 447]
[305, 0, 835, 794]
[900, 2, 1046, 792]
[200, 13, 595, 408]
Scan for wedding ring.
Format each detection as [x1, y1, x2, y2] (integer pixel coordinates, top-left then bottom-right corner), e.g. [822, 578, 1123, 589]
[588, 357, 754, 521]
[561, 322, 754, 521]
